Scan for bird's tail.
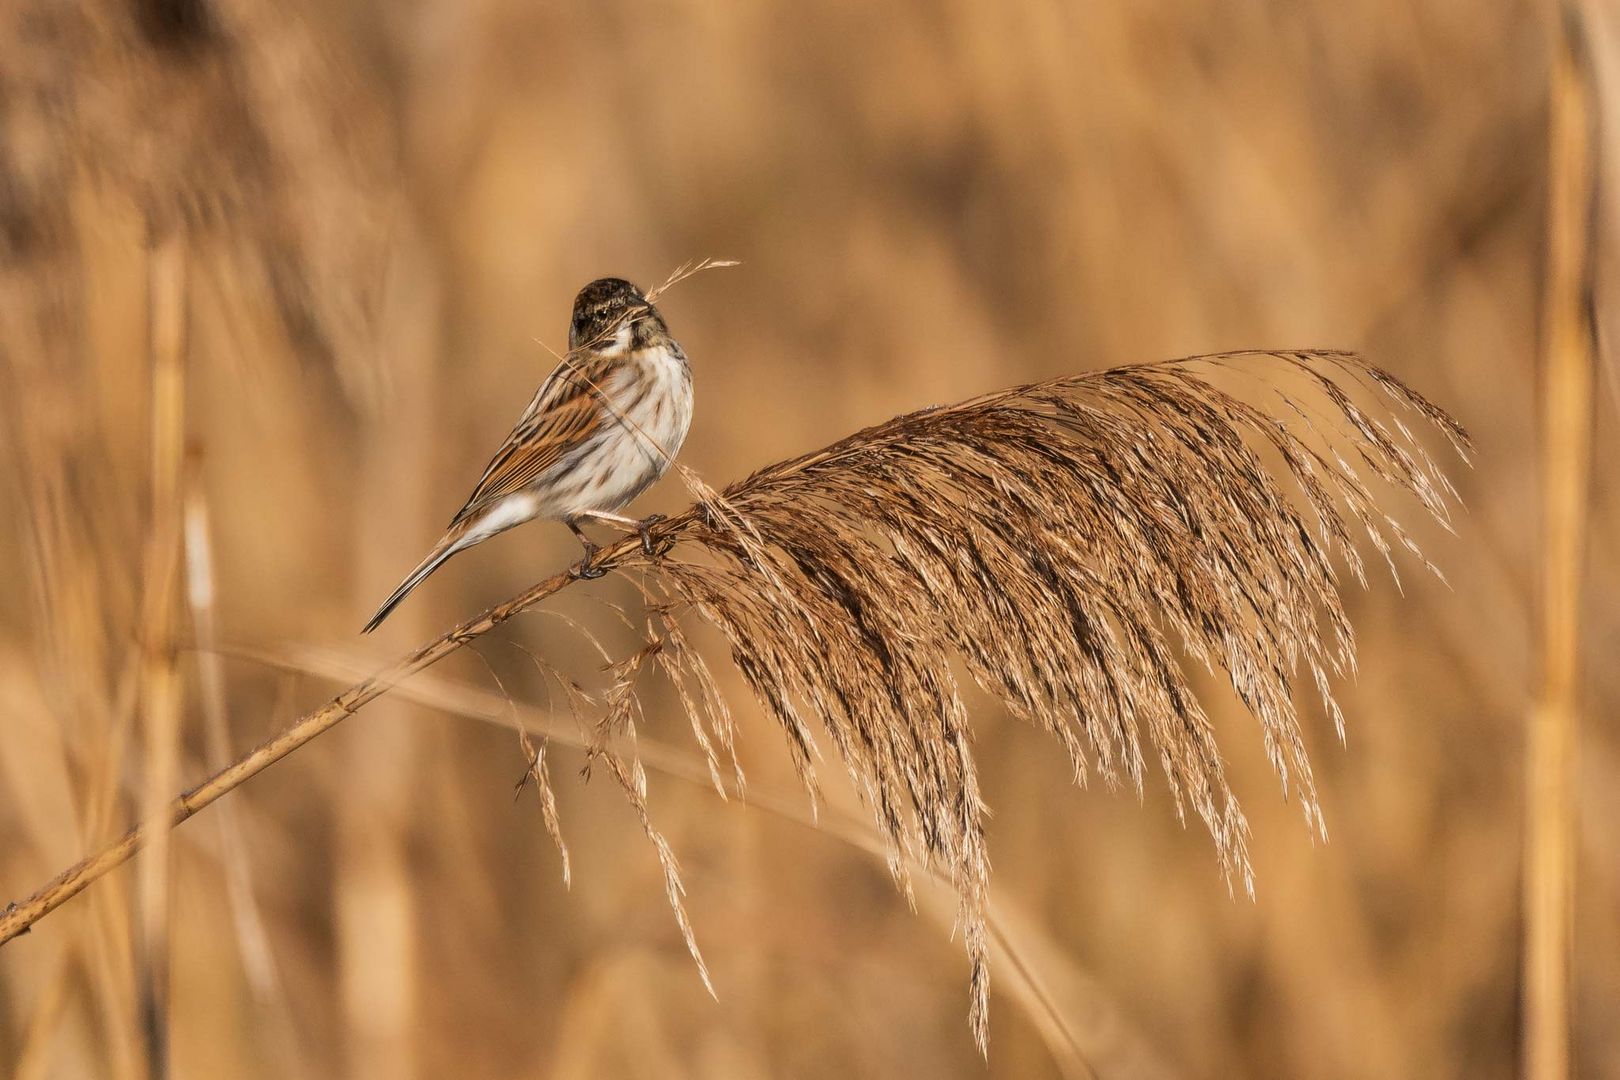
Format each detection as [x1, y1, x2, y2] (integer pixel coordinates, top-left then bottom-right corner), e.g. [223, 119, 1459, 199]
[362, 532, 468, 633]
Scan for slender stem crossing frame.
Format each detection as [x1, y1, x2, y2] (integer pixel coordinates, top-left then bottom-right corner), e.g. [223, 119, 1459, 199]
[0, 535, 643, 948]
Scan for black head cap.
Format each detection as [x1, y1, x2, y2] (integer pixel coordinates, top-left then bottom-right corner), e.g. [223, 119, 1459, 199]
[569, 277, 656, 350]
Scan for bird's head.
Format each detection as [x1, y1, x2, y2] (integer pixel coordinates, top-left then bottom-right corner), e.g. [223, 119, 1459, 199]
[568, 277, 668, 354]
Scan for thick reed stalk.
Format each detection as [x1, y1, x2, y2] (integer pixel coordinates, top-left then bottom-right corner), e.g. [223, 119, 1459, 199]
[1523, 10, 1596, 1079]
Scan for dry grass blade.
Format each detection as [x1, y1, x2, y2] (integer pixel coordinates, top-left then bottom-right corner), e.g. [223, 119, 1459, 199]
[182, 462, 284, 1002]
[622, 349, 1468, 1051]
[644, 257, 740, 303]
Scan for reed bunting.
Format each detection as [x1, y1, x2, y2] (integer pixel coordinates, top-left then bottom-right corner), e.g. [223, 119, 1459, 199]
[363, 277, 693, 632]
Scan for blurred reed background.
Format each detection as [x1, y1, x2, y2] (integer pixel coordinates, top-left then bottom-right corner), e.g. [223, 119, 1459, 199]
[0, 0, 1613, 1077]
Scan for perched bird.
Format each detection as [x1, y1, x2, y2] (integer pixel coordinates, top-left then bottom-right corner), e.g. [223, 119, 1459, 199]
[362, 277, 693, 632]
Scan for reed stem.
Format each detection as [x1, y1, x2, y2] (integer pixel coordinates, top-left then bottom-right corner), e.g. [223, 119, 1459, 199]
[0, 540, 640, 948]
[1523, 10, 1595, 1079]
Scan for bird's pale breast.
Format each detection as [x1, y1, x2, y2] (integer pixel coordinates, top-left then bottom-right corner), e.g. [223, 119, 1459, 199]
[541, 344, 693, 518]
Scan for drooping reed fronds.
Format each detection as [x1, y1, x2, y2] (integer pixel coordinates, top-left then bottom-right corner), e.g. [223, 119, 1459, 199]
[609, 349, 1469, 1049]
[239, 644, 1159, 1078]
[0, 349, 1467, 1058]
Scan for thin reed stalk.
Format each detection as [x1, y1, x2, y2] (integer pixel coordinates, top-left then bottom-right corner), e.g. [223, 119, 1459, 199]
[336, 247, 439, 1080]
[181, 460, 308, 1078]
[1523, 9, 1597, 1079]
[135, 227, 187, 1077]
[0, 555, 603, 949]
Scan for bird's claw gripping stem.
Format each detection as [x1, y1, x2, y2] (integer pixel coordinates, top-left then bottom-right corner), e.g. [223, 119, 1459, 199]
[570, 539, 608, 580]
[637, 514, 669, 558]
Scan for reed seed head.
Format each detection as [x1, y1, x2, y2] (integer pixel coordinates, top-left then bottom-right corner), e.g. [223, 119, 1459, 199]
[592, 349, 1468, 1051]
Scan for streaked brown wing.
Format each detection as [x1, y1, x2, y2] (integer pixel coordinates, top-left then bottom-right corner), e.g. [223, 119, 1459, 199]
[448, 354, 620, 527]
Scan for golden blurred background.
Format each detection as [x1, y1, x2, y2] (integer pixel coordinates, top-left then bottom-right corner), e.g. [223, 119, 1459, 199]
[0, 0, 1614, 1076]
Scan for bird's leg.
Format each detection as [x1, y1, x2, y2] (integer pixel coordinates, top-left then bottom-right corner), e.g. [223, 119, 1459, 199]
[565, 517, 607, 580]
[575, 509, 671, 558]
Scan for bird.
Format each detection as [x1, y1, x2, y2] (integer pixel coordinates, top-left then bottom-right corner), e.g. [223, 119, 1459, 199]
[362, 277, 693, 633]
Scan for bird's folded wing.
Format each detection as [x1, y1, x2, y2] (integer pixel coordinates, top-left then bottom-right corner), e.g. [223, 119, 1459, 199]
[448, 355, 619, 527]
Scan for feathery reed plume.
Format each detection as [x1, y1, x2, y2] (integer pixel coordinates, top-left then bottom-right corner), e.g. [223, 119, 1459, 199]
[606, 348, 1468, 1050]
[0, 350, 1467, 1056]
